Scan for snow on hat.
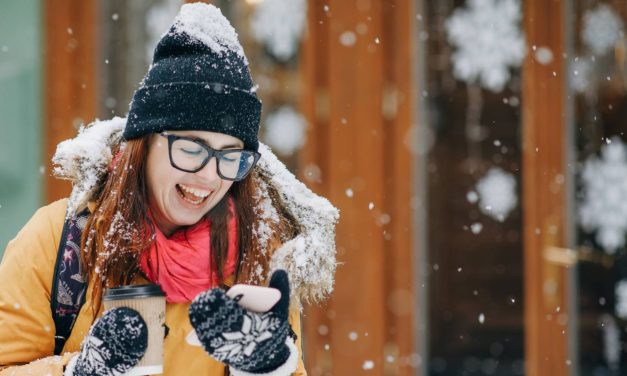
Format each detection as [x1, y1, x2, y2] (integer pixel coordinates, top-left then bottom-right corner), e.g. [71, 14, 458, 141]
[124, 3, 261, 151]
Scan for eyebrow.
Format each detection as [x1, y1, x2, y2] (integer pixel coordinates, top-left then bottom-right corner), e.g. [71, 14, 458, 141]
[186, 135, 243, 149]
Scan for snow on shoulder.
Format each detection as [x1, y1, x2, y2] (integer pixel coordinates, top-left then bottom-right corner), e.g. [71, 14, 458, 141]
[171, 2, 247, 63]
[52, 117, 125, 217]
[257, 143, 340, 305]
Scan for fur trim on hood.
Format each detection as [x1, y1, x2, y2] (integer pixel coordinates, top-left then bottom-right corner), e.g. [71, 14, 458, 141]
[52, 117, 339, 305]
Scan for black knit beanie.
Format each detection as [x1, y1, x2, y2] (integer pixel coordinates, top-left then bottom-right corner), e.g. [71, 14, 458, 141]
[124, 3, 261, 151]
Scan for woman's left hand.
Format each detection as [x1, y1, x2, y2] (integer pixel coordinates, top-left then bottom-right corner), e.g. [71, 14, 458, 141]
[189, 270, 299, 375]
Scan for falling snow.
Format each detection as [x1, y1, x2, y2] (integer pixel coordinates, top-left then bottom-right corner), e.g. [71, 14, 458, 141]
[474, 167, 518, 222]
[362, 360, 375, 370]
[339, 31, 357, 47]
[534, 46, 553, 65]
[262, 106, 307, 155]
[470, 222, 483, 234]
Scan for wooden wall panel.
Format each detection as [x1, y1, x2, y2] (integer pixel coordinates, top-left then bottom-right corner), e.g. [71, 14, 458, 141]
[327, 0, 387, 372]
[301, 1, 416, 374]
[522, 0, 570, 375]
[381, 0, 416, 373]
[44, 0, 99, 203]
[301, 0, 333, 373]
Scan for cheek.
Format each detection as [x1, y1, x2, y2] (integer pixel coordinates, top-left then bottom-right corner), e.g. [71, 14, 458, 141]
[146, 155, 181, 200]
[213, 181, 234, 202]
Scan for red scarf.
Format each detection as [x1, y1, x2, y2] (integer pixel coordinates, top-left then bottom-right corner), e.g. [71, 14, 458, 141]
[140, 200, 238, 303]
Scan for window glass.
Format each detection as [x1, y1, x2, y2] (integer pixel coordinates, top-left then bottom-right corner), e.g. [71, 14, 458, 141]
[571, 1, 627, 373]
[422, 1, 525, 373]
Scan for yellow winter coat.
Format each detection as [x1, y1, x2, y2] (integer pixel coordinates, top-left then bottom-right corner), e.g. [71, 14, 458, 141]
[0, 199, 306, 375]
[0, 118, 339, 375]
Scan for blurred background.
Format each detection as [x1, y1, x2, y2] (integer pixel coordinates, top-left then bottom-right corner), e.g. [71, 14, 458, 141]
[1, 0, 627, 375]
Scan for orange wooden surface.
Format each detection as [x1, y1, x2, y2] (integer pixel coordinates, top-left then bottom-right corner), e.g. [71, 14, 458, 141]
[44, 0, 98, 203]
[300, 1, 416, 374]
[300, 0, 333, 373]
[522, 0, 570, 375]
[380, 0, 417, 373]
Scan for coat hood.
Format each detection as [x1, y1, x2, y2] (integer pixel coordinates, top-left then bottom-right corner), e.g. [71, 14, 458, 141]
[52, 117, 339, 305]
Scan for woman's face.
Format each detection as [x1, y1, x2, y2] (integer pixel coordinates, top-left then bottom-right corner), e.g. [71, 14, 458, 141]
[146, 130, 243, 236]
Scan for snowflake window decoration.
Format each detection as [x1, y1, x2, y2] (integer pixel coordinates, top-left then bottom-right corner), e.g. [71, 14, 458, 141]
[250, 0, 307, 62]
[615, 279, 627, 319]
[579, 137, 627, 254]
[146, 0, 183, 63]
[469, 167, 518, 222]
[582, 4, 624, 57]
[600, 314, 621, 371]
[263, 106, 307, 155]
[569, 56, 594, 94]
[445, 0, 526, 93]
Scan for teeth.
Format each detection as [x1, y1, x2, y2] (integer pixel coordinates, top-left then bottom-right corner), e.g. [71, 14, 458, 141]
[179, 184, 211, 198]
[182, 195, 203, 205]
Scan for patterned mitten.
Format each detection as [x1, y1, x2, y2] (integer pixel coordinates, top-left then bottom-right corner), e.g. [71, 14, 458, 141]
[189, 269, 298, 375]
[64, 307, 148, 376]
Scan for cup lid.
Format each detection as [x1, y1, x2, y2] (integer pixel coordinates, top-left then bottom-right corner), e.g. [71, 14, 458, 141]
[103, 284, 165, 301]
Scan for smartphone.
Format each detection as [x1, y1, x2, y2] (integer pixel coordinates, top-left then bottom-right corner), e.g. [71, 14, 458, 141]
[226, 284, 281, 313]
[186, 284, 282, 347]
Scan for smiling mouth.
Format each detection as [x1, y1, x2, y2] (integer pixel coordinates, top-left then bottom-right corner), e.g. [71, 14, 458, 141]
[176, 184, 211, 205]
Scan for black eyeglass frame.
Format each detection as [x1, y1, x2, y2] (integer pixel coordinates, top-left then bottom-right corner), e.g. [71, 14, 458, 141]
[159, 132, 260, 181]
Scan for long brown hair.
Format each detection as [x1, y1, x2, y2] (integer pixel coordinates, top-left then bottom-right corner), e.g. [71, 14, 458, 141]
[81, 134, 264, 316]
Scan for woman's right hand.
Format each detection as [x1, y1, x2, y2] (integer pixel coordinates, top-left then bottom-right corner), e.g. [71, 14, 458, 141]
[64, 307, 148, 376]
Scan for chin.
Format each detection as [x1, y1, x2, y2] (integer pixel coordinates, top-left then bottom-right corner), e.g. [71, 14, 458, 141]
[175, 213, 205, 227]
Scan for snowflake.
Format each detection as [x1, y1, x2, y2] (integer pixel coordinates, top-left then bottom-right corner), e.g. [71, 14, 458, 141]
[262, 106, 307, 155]
[445, 0, 526, 92]
[579, 137, 627, 254]
[210, 313, 279, 363]
[615, 279, 627, 319]
[250, 0, 307, 62]
[582, 4, 624, 56]
[473, 167, 518, 222]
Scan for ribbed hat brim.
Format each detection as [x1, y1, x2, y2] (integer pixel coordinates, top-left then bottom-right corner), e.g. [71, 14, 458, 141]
[124, 82, 261, 151]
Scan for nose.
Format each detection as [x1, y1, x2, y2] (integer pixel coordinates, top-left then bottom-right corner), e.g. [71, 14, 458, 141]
[196, 157, 221, 186]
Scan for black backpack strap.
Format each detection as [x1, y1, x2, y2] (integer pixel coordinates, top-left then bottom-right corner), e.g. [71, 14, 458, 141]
[51, 208, 89, 355]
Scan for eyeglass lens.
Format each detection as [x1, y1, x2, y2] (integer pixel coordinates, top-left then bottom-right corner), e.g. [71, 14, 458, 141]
[170, 138, 256, 180]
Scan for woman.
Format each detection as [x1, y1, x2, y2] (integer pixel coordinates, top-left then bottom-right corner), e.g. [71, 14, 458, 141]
[0, 3, 338, 375]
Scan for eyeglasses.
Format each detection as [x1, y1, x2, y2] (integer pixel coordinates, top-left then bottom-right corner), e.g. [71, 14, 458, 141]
[159, 132, 260, 181]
